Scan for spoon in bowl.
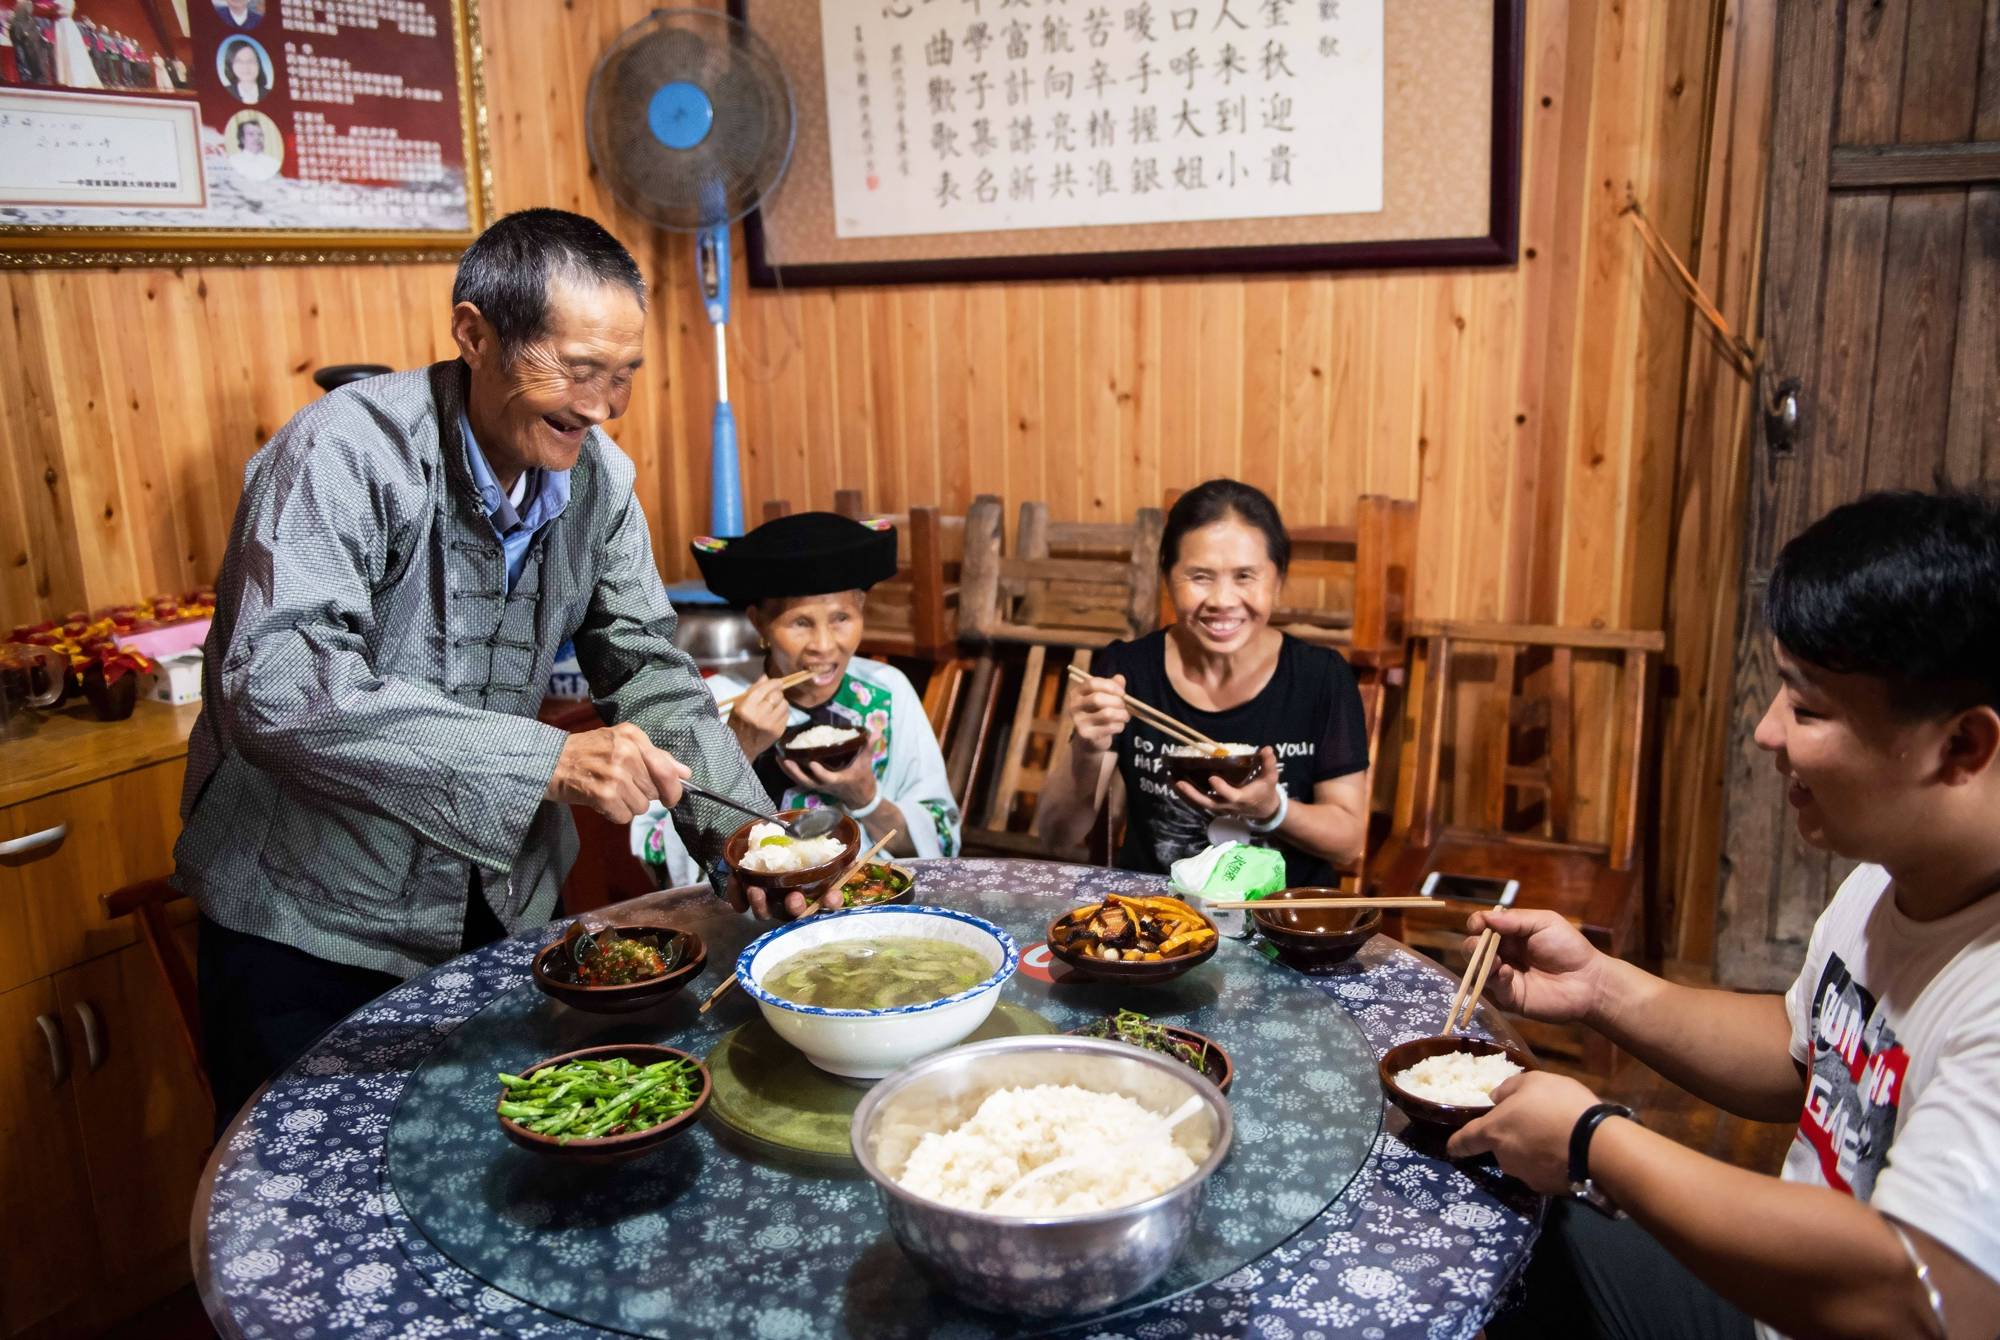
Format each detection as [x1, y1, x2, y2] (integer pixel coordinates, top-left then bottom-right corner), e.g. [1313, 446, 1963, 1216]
[675, 781, 842, 839]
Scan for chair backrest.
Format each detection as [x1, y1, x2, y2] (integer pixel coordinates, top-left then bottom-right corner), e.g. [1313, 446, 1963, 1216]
[961, 499, 1165, 649]
[1404, 620, 1662, 870]
[100, 877, 208, 1101]
[1159, 491, 1418, 672]
[955, 645, 1094, 863]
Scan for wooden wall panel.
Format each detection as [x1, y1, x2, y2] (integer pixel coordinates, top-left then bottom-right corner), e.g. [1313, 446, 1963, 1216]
[0, 0, 1763, 969]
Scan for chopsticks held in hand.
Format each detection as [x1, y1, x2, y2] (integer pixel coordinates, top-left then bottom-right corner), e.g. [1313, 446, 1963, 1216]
[716, 669, 816, 717]
[1062, 664, 1225, 756]
[696, 827, 899, 1016]
[1444, 927, 1503, 1034]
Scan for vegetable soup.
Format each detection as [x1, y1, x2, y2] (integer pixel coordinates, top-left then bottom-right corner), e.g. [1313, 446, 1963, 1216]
[764, 936, 991, 1010]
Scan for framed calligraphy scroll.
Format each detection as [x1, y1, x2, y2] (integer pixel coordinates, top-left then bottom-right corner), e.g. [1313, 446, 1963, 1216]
[736, 0, 1520, 286]
[0, 0, 490, 267]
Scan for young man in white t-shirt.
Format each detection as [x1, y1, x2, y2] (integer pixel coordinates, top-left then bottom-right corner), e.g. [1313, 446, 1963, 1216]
[1462, 490, 2000, 1340]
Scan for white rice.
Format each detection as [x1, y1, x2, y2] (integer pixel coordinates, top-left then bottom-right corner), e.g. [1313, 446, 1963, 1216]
[1163, 742, 1257, 758]
[786, 724, 860, 750]
[737, 820, 847, 874]
[1391, 1051, 1523, 1107]
[894, 1084, 1206, 1215]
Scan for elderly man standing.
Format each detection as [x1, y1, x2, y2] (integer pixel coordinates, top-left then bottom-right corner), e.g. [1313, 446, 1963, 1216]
[177, 208, 770, 1126]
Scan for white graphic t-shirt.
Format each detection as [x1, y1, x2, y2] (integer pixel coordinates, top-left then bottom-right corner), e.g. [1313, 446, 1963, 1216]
[1755, 863, 2000, 1340]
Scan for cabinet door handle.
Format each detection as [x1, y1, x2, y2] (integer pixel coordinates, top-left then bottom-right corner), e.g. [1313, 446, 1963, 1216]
[36, 1013, 68, 1087]
[74, 1001, 104, 1073]
[0, 823, 68, 858]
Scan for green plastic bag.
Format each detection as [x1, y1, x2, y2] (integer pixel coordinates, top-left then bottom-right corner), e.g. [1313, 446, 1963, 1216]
[1168, 842, 1287, 937]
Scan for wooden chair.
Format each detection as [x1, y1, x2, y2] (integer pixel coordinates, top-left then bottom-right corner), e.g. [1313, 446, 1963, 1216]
[960, 498, 1166, 650]
[100, 878, 209, 1104]
[833, 488, 984, 662]
[1370, 620, 1663, 1069]
[956, 646, 1095, 862]
[1160, 491, 1419, 675]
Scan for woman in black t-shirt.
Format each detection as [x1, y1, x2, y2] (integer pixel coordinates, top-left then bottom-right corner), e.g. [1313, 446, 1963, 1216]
[1041, 480, 1370, 888]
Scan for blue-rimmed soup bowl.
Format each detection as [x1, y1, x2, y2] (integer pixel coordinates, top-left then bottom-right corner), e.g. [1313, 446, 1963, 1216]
[735, 905, 1019, 1079]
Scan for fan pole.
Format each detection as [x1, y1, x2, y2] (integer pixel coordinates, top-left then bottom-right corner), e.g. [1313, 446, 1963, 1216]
[699, 224, 743, 537]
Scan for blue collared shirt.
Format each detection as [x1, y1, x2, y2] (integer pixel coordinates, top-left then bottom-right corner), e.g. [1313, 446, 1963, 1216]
[460, 411, 571, 591]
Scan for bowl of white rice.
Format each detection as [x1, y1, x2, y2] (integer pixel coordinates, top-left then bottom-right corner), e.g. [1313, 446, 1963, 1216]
[1378, 1036, 1536, 1131]
[780, 721, 866, 770]
[723, 808, 861, 906]
[852, 1035, 1232, 1317]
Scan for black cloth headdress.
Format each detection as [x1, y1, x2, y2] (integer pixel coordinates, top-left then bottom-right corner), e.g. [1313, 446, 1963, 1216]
[691, 511, 898, 608]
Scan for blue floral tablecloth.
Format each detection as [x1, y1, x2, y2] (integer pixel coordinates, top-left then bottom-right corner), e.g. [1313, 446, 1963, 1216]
[197, 859, 1540, 1340]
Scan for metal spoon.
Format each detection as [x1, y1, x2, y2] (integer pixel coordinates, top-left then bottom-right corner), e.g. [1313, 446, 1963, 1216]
[676, 780, 842, 840]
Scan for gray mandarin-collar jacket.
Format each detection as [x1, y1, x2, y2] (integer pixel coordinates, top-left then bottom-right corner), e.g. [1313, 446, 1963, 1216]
[174, 361, 763, 978]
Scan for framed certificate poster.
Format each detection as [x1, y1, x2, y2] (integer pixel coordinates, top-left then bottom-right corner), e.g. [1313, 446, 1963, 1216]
[735, 0, 1521, 286]
[0, 0, 491, 266]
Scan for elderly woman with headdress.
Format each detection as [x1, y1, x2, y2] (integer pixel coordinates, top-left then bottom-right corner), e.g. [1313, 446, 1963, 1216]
[632, 512, 962, 909]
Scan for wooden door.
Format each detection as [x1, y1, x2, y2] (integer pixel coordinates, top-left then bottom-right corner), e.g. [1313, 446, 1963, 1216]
[1716, 0, 2000, 988]
[54, 934, 213, 1284]
[0, 977, 98, 1335]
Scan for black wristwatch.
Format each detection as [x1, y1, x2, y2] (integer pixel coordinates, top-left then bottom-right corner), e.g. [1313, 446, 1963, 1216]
[1568, 1102, 1638, 1218]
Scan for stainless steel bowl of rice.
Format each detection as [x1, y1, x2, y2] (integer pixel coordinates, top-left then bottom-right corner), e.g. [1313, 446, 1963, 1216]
[851, 1035, 1232, 1318]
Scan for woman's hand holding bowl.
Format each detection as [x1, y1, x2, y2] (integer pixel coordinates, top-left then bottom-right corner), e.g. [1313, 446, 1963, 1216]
[781, 730, 881, 810]
[1175, 745, 1283, 823]
[1068, 672, 1131, 752]
[727, 674, 793, 758]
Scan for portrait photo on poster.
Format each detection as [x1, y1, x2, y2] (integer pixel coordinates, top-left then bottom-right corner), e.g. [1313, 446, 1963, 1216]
[216, 33, 272, 105]
[225, 108, 283, 179]
[213, 0, 264, 31]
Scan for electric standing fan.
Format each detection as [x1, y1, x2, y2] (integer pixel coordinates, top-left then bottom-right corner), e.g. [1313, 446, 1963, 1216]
[585, 9, 795, 541]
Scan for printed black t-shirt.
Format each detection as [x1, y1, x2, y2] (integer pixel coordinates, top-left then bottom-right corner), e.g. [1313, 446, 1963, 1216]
[1089, 630, 1369, 888]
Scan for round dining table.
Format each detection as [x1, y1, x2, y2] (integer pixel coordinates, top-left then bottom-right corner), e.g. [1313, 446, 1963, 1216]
[193, 858, 1541, 1340]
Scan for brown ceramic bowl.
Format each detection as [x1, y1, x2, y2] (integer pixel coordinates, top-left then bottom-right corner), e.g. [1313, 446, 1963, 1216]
[1378, 1035, 1538, 1132]
[1161, 744, 1264, 797]
[724, 808, 863, 903]
[1046, 899, 1221, 985]
[779, 723, 867, 772]
[834, 860, 919, 910]
[766, 857, 918, 923]
[496, 1043, 710, 1163]
[1251, 888, 1383, 970]
[1067, 1021, 1235, 1094]
[531, 924, 706, 1014]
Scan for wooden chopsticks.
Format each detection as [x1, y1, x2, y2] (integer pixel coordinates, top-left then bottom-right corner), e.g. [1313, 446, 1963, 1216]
[696, 827, 899, 1015]
[716, 668, 816, 716]
[1061, 664, 1225, 755]
[1205, 896, 1441, 911]
[1445, 927, 1502, 1033]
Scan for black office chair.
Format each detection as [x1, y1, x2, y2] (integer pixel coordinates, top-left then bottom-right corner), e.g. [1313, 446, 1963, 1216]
[312, 363, 393, 393]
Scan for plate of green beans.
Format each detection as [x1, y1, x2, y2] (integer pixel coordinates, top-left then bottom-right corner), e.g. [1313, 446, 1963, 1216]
[495, 1044, 710, 1161]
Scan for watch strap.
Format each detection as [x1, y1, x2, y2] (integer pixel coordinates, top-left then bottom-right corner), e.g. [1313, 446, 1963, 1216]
[1568, 1102, 1636, 1186]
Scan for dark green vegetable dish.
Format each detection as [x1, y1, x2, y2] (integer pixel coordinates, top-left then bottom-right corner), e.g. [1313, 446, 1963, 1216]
[1079, 1008, 1215, 1076]
[496, 1056, 703, 1142]
[763, 936, 990, 1009]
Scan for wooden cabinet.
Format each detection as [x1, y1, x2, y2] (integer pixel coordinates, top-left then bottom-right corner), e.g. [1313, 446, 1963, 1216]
[0, 703, 206, 1337]
[0, 978, 99, 1336]
[0, 761, 186, 993]
[57, 930, 211, 1283]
